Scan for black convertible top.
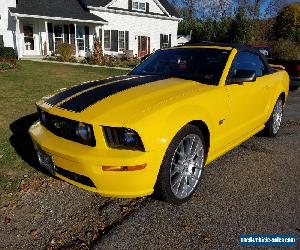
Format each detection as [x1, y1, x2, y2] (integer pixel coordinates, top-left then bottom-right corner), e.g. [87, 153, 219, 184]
[181, 42, 274, 74]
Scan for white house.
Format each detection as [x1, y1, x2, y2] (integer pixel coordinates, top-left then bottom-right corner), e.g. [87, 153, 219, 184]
[0, 0, 180, 58]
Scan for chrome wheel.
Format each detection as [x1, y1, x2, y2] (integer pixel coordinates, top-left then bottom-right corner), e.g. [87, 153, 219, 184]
[170, 134, 204, 199]
[272, 99, 283, 134]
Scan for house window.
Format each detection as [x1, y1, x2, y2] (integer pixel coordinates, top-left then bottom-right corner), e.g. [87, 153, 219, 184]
[54, 25, 64, 51]
[119, 31, 125, 51]
[99, 28, 103, 44]
[139, 2, 146, 10]
[133, 2, 139, 9]
[160, 34, 171, 49]
[104, 30, 111, 50]
[132, 1, 146, 11]
[76, 25, 85, 51]
[104, 30, 129, 51]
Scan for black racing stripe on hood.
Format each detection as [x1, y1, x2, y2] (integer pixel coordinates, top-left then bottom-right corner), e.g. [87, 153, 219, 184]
[45, 75, 131, 106]
[58, 75, 167, 112]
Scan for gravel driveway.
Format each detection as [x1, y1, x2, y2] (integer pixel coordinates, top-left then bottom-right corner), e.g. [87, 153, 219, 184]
[93, 89, 300, 249]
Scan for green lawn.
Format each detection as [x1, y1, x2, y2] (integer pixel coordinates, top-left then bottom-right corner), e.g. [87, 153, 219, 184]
[0, 61, 129, 200]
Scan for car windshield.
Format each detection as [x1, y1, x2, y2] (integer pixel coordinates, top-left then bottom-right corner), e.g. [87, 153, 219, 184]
[130, 48, 230, 85]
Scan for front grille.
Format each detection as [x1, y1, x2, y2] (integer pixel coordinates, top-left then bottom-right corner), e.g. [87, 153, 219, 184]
[38, 108, 96, 147]
[56, 166, 96, 188]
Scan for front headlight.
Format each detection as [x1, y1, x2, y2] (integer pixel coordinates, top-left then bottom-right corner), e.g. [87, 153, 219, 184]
[102, 126, 145, 151]
[76, 122, 93, 145]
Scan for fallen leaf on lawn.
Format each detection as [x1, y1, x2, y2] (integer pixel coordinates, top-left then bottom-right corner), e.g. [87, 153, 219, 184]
[19, 183, 32, 192]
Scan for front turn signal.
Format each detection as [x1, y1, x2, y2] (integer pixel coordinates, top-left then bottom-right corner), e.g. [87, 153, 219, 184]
[102, 164, 147, 171]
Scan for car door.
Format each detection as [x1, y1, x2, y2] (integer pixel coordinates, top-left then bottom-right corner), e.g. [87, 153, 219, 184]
[224, 51, 271, 141]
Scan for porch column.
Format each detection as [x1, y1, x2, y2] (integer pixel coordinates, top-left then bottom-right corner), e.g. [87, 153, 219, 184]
[74, 23, 78, 57]
[15, 17, 21, 59]
[45, 21, 49, 55]
[92, 25, 98, 52]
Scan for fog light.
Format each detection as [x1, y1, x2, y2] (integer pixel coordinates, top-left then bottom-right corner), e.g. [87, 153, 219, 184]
[102, 164, 147, 171]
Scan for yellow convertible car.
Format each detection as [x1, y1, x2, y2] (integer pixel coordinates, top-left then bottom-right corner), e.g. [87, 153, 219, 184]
[29, 43, 289, 204]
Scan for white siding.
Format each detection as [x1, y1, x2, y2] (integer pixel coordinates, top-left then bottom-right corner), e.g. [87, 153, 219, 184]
[0, 0, 17, 48]
[91, 10, 178, 56]
[109, 0, 129, 9]
[148, 0, 165, 14]
[0, 0, 178, 58]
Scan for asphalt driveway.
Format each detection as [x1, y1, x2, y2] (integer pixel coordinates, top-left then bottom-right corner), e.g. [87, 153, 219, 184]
[93, 89, 300, 249]
[1, 88, 299, 250]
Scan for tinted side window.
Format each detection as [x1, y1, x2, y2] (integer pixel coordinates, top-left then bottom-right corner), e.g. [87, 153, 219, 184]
[231, 52, 267, 77]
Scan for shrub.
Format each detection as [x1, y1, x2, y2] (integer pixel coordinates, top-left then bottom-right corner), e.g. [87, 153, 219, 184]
[0, 56, 17, 71]
[0, 47, 17, 58]
[115, 58, 140, 68]
[91, 38, 104, 65]
[0, 62, 14, 71]
[103, 55, 119, 67]
[271, 39, 300, 60]
[69, 57, 78, 63]
[57, 43, 75, 62]
[43, 56, 57, 61]
[43, 55, 77, 63]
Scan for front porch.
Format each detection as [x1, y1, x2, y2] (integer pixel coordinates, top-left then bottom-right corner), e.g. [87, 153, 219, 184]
[15, 17, 105, 59]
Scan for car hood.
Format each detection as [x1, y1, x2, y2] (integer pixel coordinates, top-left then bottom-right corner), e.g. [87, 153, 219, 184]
[38, 75, 212, 125]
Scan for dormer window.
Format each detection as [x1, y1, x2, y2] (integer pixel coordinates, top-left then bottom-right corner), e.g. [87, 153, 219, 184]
[132, 1, 146, 11]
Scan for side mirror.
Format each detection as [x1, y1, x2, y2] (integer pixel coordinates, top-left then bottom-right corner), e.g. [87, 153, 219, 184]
[229, 70, 256, 84]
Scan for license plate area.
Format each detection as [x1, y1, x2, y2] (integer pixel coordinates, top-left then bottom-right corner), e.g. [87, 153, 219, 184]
[34, 144, 56, 175]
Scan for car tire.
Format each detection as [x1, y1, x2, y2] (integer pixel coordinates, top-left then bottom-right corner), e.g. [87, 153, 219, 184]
[154, 125, 206, 205]
[263, 98, 284, 137]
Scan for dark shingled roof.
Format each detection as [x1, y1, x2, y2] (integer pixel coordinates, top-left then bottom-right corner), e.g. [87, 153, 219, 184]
[10, 0, 107, 23]
[86, 0, 111, 6]
[86, 0, 180, 18]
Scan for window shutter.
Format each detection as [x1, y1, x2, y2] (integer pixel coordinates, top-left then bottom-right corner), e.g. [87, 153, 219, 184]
[64, 25, 69, 43]
[128, 0, 132, 10]
[147, 37, 150, 54]
[125, 31, 129, 50]
[84, 26, 90, 52]
[138, 36, 141, 57]
[111, 30, 119, 52]
[160, 34, 163, 49]
[47, 23, 54, 51]
[0, 35, 4, 47]
[168, 34, 171, 48]
[70, 24, 75, 47]
[146, 3, 149, 13]
[99, 28, 103, 44]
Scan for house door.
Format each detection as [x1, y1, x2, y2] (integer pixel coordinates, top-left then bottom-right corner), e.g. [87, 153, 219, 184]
[138, 36, 150, 57]
[22, 23, 39, 56]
